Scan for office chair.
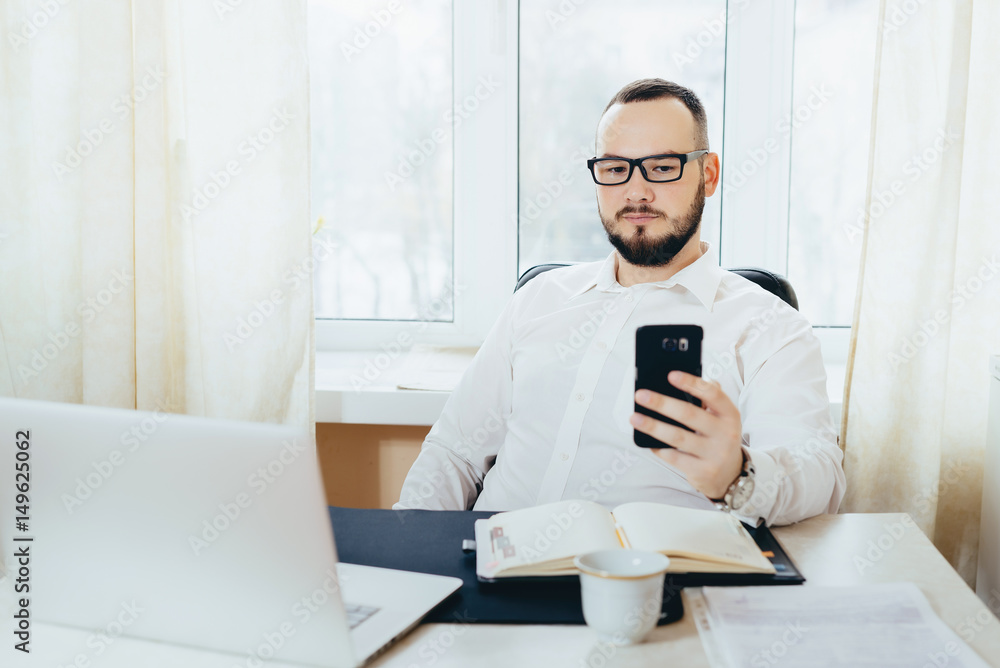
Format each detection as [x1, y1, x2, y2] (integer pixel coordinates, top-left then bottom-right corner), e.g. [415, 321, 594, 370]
[514, 263, 799, 310]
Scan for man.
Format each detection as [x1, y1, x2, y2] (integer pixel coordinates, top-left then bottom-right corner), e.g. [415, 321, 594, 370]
[395, 78, 845, 526]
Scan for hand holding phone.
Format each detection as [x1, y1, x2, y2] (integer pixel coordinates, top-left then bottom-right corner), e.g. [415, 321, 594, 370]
[633, 324, 703, 448]
[632, 326, 747, 499]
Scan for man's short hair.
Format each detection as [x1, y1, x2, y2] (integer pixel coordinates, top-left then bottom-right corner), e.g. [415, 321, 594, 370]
[602, 78, 710, 151]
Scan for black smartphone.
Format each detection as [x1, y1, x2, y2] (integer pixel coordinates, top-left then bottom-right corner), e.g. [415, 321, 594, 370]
[634, 324, 704, 448]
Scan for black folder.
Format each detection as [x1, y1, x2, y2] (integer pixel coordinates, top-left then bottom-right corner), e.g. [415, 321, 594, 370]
[328, 507, 803, 625]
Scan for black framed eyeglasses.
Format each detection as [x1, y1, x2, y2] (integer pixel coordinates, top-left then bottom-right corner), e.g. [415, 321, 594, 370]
[586, 150, 708, 185]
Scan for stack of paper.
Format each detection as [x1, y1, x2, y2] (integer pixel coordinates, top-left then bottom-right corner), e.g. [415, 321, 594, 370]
[395, 345, 478, 391]
[688, 583, 989, 668]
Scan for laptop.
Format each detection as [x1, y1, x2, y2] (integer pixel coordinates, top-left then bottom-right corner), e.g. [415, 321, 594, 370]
[0, 398, 461, 667]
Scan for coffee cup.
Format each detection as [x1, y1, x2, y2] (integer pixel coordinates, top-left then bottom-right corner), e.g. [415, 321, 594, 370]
[574, 549, 670, 645]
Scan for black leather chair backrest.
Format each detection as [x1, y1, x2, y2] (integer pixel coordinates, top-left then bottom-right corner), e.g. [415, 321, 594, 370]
[514, 263, 798, 310]
[727, 267, 798, 310]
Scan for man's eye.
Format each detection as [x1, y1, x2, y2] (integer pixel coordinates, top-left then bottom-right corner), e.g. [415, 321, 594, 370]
[652, 165, 676, 173]
[608, 166, 626, 173]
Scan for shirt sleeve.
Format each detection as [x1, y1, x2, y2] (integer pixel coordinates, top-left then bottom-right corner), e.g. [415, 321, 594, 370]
[729, 308, 847, 527]
[393, 295, 516, 511]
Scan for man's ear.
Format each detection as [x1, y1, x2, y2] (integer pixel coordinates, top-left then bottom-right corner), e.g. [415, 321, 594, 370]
[702, 152, 721, 197]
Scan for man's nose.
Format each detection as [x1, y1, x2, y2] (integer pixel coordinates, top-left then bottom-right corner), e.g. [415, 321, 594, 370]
[624, 168, 653, 202]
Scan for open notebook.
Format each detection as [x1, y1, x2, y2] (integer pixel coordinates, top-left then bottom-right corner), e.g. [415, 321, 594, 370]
[475, 500, 776, 580]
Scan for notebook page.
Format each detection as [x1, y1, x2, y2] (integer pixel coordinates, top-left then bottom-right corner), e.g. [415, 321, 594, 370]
[611, 502, 774, 572]
[475, 499, 621, 578]
[698, 583, 990, 668]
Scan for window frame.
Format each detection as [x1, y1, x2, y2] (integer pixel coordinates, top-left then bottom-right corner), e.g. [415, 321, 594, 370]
[315, 0, 853, 362]
[315, 0, 518, 351]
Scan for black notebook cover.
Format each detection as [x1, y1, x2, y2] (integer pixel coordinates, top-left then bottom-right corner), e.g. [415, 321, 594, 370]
[329, 507, 681, 625]
[329, 507, 801, 625]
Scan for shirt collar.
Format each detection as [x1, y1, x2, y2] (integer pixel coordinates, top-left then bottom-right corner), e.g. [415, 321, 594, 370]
[569, 241, 724, 311]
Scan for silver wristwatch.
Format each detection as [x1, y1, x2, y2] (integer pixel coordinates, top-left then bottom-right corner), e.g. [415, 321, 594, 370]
[713, 452, 756, 513]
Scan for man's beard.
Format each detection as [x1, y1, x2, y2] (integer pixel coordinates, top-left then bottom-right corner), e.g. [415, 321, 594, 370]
[601, 177, 705, 268]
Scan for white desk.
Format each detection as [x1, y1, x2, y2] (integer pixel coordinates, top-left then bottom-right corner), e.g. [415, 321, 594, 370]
[4, 513, 999, 667]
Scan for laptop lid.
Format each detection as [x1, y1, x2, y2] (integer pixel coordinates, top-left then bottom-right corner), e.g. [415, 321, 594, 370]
[0, 398, 357, 667]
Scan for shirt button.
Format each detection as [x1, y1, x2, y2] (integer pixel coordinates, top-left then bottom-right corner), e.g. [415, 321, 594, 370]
[624, 294, 633, 302]
[595, 341, 607, 350]
[575, 393, 585, 401]
[560, 453, 569, 461]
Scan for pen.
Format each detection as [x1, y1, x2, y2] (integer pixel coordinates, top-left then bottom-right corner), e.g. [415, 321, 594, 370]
[615, 523, 632, 549]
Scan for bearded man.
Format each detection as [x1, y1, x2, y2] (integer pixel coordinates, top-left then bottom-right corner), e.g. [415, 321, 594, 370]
[395, 78, 845, 526]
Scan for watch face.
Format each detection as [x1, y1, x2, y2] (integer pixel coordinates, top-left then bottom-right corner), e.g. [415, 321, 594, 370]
[730, 477, 755, 510]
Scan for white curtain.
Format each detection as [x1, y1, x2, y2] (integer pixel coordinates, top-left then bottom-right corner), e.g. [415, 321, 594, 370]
[842, 0, 1000, 585]
[0, 0, 313, 428]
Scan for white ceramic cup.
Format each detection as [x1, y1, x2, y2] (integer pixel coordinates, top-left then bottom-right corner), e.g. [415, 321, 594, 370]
[573, 550, 671, 645]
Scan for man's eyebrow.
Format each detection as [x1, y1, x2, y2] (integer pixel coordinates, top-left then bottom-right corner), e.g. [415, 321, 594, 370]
[595, 150, 683, 159]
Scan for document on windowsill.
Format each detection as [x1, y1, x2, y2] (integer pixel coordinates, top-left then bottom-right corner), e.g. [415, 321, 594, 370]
[395, 345, 478, 391]
[688, 582, 989, 668]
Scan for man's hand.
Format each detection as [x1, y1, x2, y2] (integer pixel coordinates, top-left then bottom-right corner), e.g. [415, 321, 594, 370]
[629, 371, 744, 500]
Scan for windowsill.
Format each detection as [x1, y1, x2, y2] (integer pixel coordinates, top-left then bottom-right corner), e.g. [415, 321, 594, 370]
[315, 347, 476, 425]
[317, 350, 848, 427]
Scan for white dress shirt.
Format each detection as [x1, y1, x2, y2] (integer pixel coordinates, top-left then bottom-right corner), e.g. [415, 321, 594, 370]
[394, 243, 845, 526]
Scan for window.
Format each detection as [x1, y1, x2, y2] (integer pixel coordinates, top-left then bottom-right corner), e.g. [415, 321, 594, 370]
[311, 1, 876, 356]
[787, 0, 879, 327]
[309, 0, 453, 322]
[518, 0, 726, 273]
[312, 1, 514, 350]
